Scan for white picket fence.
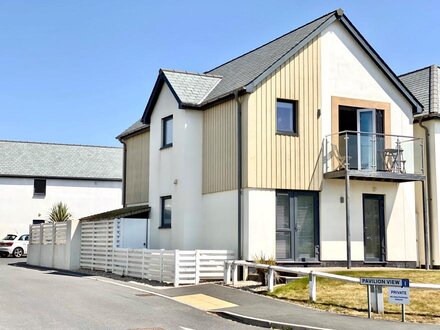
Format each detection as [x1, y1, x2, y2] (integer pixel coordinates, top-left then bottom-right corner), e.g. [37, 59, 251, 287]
[80, 219, 235, 286]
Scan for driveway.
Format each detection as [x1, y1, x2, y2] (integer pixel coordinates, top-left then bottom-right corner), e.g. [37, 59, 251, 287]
[0, 258, 255, 330]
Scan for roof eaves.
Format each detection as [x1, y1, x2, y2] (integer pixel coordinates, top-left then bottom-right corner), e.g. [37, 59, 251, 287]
[338, 15, 423, 113]
[245, 12, 338, 93]
[116, 124, 150, 141]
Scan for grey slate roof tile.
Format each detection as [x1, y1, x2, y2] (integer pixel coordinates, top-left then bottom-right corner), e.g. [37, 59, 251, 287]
[400, 65, 440, 113]
[162, 70, 222, 105]
[204, 12, 334, 102]
[0, 140, 122, 180]
[116, 120, 149, 140]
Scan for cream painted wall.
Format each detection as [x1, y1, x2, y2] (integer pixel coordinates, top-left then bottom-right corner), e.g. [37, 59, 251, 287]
[242, 189, 276, 260]
[0, 177, 121, 238]
[321, 180, 417, 262]
[148, 84, 204, 250]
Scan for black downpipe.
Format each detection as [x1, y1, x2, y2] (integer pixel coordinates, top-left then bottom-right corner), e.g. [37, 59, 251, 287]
[122, 141, 127, 207]
[235, 92, 243, 261]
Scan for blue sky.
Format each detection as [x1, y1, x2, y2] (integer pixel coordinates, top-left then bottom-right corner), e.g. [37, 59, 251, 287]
[1, 1, 438, 147]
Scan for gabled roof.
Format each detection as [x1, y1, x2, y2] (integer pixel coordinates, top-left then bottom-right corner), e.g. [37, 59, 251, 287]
[0, 140, 122, 180]
[116, 119, 149, 141]
[399, 65, 439, 113]
[142, 8, 422, 124]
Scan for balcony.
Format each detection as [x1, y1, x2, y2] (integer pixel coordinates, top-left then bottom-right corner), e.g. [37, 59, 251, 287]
[323, 131, 425, 182]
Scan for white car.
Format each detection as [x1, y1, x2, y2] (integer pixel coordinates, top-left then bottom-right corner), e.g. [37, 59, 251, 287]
[0, 234, 29, 258]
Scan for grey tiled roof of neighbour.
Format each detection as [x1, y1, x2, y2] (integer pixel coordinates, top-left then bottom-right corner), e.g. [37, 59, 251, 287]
[0, 140, 122, 180]
[162, 70, 222, 105]
[116, 119, 149, 140]
[204, 12, 334, 102]
[399, 65, 440, 113]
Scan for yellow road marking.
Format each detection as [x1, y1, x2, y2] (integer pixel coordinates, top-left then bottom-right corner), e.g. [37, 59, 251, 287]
[173, 294, 237, 311]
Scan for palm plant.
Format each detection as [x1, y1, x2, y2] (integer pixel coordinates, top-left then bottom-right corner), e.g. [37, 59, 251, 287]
[48, 202, 72, 222]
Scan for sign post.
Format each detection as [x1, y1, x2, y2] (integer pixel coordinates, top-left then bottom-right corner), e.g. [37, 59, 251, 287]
[360, 277, 410, 320]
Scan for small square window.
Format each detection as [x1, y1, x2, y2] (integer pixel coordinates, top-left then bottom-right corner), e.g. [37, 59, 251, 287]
[276, 100, 297, 135]
[160, 196, 172, 228]
[162, 116, 173, 148]
[34, 179, 46, 196]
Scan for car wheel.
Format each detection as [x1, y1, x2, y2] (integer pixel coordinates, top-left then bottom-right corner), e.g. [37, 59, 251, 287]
[12, 248, 24, 258]
[0, 252, 8, 258]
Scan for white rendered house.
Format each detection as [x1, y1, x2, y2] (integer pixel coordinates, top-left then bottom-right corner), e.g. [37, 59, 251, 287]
[0, 140, 123, 238]
[114, 9, 426, 268]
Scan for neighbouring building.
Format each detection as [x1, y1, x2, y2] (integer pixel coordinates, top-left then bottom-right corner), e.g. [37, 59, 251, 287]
[0, 140, 123, 237]
[400, 65, 440, 268]
[109, 9, 427, 268]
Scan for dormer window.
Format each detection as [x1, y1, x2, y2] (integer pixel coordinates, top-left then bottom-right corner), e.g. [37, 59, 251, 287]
[162, 115, 173, 148]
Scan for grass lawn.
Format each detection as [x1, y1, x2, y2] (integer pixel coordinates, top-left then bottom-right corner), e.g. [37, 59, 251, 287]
[269, 269, 440, 324]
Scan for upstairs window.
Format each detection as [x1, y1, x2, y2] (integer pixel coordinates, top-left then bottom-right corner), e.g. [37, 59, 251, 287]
[160, 196, 172, 228]
[276, 99, 298, 135]
[162, 115, 173, 148]
[34, 179, 46, 196]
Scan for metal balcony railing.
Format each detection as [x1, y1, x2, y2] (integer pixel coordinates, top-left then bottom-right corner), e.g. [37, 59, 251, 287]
[323, 131, 424, 176]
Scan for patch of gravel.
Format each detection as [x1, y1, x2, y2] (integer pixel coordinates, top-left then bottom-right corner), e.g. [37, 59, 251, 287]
[79, 268, 173, 287]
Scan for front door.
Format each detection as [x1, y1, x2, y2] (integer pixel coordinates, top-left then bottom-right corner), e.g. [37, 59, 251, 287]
[276, 191, 319, 261]
[363, 194, 386, 262]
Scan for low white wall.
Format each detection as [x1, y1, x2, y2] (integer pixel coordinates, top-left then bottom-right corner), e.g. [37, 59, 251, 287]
[27, 220, 81, 271]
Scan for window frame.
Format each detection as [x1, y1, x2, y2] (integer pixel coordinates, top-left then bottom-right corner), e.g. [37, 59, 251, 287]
[276, 99, 298, 136]
[159, 195, 172, 229]
[161, 115, 173, 149]
[33, 179, 46, 196]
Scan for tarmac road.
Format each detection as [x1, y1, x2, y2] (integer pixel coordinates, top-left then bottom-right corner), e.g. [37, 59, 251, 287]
[0, 258, 255, 330]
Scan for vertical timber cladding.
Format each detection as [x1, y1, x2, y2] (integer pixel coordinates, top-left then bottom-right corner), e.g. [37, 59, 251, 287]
[125, 130, 150, 205]
[202, 99, 238, 194]
[247, 37, 322, 190]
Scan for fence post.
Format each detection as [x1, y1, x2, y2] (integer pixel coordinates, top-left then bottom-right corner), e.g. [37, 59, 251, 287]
[195, 250, 200, 285]
[232, 262, 238, 286]
[125, 249, 129, 276]
[309, 271, 317, 302]
[141, 249, 145, 279]
[268, 267, 274, 292]
[224, 261, 232, 284]
[52, 222, 56, 267]
[160, 249, 164, 283]
[174, 250, 180, 287]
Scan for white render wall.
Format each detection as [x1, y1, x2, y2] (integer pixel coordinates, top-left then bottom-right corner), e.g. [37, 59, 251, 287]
[320, 180, 417, 262]
[0, 177, 122, 238]
[242, 189, 276, 260]
[320, 21, 414, 138]
[148, 84, 204, 250]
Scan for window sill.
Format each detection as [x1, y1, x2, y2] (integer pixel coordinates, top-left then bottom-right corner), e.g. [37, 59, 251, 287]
[160, 144, 173, 150]
[158, 225, 171, 229]
[276, 131, 298, 137]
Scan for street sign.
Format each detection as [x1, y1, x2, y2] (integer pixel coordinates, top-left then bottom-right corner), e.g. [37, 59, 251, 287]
[360, 277, 410, 287]
[389, 287, 410, 305]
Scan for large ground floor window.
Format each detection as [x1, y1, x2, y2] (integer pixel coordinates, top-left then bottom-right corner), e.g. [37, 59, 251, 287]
[276, 191, 319, 261]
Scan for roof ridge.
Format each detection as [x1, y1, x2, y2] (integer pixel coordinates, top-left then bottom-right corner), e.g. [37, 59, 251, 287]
[161, 68, 222, 79]
[398, 65, 433, 77]
[0, 139, 122, 149]
[205, 9, 338, 74]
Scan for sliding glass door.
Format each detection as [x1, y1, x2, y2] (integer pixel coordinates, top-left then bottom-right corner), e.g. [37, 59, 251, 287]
[276, 191, 319, 261]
